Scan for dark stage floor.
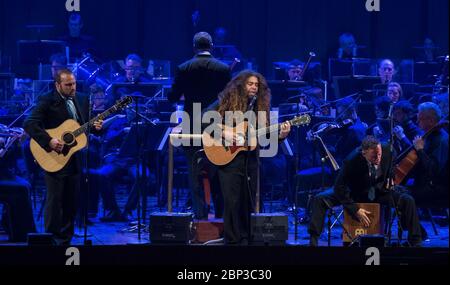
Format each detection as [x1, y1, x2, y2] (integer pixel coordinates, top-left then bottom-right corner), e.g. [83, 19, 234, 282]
[0, 187, 448, 267]
[0, 187, 448, 248]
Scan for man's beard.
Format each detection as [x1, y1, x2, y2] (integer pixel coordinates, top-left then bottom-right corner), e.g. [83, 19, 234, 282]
[61, 90, 75, 97]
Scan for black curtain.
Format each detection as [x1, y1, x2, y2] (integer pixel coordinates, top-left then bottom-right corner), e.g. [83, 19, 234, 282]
[0, 0, 448, 78]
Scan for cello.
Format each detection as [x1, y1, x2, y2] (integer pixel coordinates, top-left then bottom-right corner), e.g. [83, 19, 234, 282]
[394, 120, 449, 185]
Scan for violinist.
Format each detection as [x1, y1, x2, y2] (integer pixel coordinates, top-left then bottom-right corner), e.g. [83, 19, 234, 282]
[368, 95, 391, 142]
[286, 59, 304, 81]
[392, 100, 423, 153]
[334, 97, 368, 163]
[0, 126, 36, 242]
[409, 102, 448, 203]
[387, 82, 403, 103]
[307, 97, 367, 165]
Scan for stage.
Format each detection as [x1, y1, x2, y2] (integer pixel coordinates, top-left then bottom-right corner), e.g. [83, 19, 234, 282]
[0, 195, 448, 266]
[0, 242, 448, 266]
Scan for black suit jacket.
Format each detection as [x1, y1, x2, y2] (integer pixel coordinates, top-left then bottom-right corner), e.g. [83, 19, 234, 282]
[168, 54, 231, 126]
[333, 144, 393, 216]
[23, 90, 91, 175]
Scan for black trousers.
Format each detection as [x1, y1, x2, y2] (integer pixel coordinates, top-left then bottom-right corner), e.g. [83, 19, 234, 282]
[184, 147, 223, 219]
[0, 177, 36, 242]
[44, 172, 79, 245]
[218, 152, 257, 244]
[308, 187, 422, 243]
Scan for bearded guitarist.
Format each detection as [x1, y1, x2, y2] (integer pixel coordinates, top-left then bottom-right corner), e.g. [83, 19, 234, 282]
[23, 69, 103, 245]
[205, 70, 291, 245]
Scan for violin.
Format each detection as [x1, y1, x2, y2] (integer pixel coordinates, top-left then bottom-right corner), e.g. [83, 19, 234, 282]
[307, 119, 354, 141]
[0, 127, 26, 158]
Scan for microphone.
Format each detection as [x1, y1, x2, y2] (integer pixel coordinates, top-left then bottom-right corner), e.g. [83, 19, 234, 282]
[388, 102, 394, 118]
[247, 95, 258, 111]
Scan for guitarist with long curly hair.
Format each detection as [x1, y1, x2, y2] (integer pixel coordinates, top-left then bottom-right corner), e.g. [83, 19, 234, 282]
[207, 70, 291, 245]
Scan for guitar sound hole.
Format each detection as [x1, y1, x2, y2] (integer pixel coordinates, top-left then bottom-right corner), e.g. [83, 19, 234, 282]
[62, 132, 75, 145]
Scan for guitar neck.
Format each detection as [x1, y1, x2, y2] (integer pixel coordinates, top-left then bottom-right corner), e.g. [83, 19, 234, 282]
[256, 118, 295, 137]
[72, 104, 121, 137]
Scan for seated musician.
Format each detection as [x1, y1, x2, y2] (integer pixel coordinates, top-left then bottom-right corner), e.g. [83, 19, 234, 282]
[107, 53, 151, 107]
[308, 135, 423, 247]
[337, 33, 357, 59]
[0, 129, 36, 242]
[387, 82, 403, 103]
[392, 100, 423, 153]
[90, 113, 154, 222]
[286, 59, 304, 82]
[367, 95, 391, 142]
[408, 102, 448, 203]
[332, 97, 368, 164]
[378, 59, 396, 84]
[50, 53, 68, 80]
[90, 84, 107, 113]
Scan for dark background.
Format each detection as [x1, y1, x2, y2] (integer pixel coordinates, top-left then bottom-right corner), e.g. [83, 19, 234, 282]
[0, 0, 448, 78]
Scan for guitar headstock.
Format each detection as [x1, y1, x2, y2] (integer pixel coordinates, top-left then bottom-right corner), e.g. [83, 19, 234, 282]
[290, 114, 311, 127]
[116, 96, 133, 110]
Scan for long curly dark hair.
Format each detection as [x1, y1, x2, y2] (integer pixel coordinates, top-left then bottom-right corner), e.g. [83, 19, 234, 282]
[218, 70, 271, 124]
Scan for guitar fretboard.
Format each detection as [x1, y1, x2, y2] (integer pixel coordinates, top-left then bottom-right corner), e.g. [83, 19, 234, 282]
[72, 103, 125, 137]
[256, 117, 299, 137]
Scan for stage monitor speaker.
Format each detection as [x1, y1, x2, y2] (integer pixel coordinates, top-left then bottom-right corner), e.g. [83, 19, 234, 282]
[358, 234, 386, 247]
[149, 212, 194, 244]
[251, 213, 288, 245]
[27, 233, 54, 245]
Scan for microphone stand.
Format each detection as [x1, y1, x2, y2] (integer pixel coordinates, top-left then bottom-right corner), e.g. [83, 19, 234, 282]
[244, 95, 257, 244]
[127, 108, 157, 126]
[124, 86, 150, 244]
[385, 103, 408, 247]
[83, 93, 93, 245]
[134, 92, 144, 242]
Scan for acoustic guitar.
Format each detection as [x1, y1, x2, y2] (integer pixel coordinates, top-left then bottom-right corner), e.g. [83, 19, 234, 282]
[202, 114, 311, 166]
[30, 96, 132, 172]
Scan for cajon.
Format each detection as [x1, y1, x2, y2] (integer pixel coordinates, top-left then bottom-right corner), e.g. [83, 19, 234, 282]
[193, 219, 224, 243]
[343, 203, 384, 243]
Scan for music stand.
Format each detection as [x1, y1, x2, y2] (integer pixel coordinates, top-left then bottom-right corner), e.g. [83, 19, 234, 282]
[151, 60, 171, 79]
[110, 82, 162, 95]
[414, 62, 441, 85]
[17, 40, 66, 79]
[333, 75, 380, 101]
[213, 45, 242, 61]
[119, 122, 173, 233]
[267, 80, 309, 107]
[116, 89, 169, 241]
